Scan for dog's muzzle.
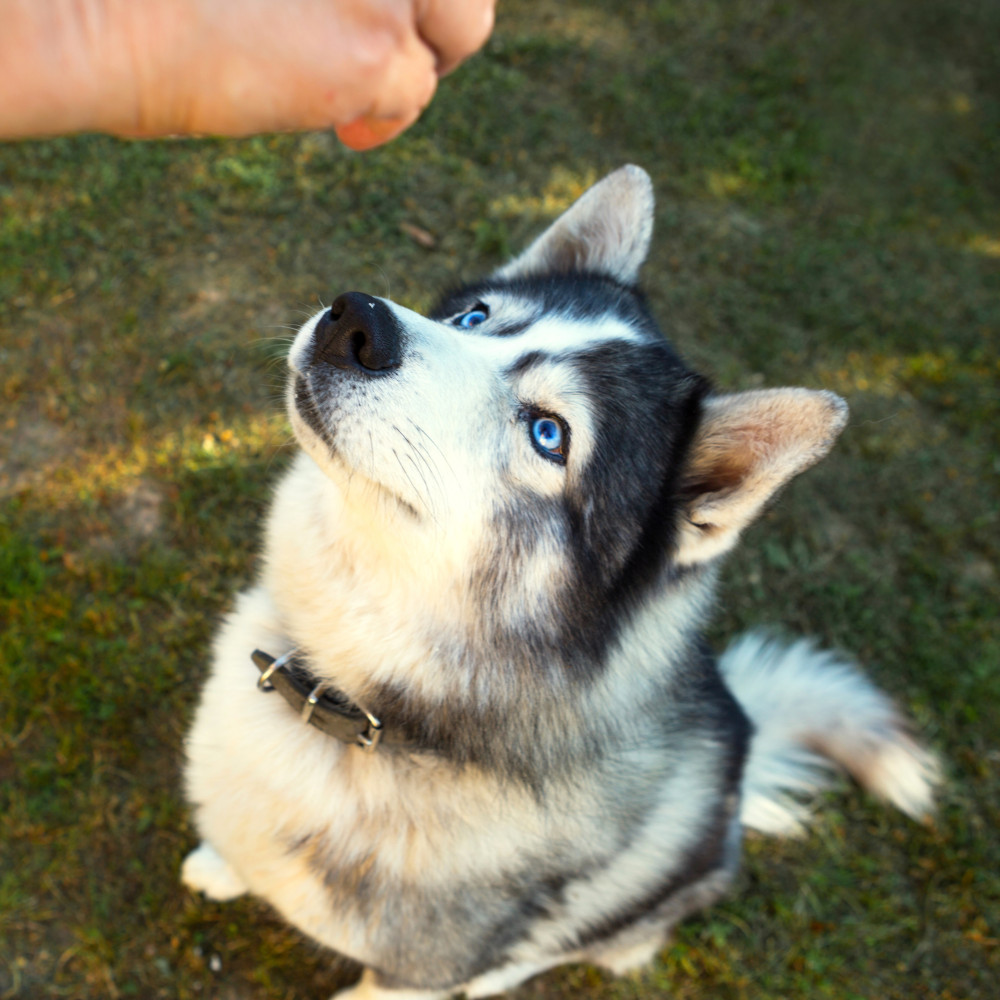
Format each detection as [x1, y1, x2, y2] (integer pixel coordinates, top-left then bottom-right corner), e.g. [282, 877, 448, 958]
[309, 291, 404, 375]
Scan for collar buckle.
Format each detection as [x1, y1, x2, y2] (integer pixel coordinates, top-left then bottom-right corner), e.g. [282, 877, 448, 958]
[357, 710, 383, 753]
[256, 647, 297, 691]
[301, 682, 325, 724]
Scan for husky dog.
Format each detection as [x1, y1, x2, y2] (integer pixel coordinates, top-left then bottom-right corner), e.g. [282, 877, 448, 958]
[182, 166, 938, 1000]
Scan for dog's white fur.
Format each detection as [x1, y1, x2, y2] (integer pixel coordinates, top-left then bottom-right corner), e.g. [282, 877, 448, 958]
[722, 632, 939, 834]
[182, 166, 938, 1000]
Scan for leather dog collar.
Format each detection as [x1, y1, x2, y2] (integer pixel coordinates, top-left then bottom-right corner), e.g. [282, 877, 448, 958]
[252, 648, 388, 752]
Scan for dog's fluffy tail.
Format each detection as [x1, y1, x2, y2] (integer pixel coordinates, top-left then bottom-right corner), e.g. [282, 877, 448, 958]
[721, 632, 940, 835]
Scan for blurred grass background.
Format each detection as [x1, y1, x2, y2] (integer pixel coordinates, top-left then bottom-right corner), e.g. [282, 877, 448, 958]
[1, 0, 997, 997]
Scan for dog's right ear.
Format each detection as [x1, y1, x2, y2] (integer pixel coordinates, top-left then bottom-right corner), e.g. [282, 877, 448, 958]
[674, 389, 849, 566]
[494, 165, 654, 285]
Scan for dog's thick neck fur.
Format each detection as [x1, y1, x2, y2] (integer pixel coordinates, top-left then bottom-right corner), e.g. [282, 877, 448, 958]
[261, 450, 727, 789]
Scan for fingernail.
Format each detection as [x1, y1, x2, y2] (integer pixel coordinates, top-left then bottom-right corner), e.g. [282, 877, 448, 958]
[335, 115, 411, 151]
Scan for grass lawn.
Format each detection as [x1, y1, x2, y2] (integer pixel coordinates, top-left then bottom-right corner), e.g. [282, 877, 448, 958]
[1, 0, 997, 997]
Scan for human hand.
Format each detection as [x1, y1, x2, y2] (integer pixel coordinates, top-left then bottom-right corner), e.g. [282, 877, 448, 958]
[0, 0, 495, 148]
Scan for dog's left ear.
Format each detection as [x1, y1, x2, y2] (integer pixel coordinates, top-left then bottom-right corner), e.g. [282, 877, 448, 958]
[674, 389, 848, 566]
[494, 165, 654, 285]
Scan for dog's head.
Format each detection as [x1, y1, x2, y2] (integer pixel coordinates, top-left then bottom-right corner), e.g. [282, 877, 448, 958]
[286, 167, 846, 666]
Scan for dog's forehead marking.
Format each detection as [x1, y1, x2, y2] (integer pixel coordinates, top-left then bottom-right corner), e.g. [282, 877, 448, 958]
[477, 296, 539, 331]
[381, 301, 645, 376]
[477, 313, 642, 363]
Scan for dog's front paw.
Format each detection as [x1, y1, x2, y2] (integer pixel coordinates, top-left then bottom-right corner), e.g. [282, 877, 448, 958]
[331, 969, 448, 1000]
[181, 841, 248, 901]
[584, 933, 665, 977]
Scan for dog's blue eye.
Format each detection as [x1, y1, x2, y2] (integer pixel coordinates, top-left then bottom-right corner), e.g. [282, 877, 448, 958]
[455, 306, 488, 329]
[530, 416, 567, 463]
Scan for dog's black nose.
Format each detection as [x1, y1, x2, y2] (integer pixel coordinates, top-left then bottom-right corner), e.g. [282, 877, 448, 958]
[311, 292, 403, 374]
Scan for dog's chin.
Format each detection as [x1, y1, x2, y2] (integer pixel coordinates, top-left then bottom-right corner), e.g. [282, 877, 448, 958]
[288, 395, 422, 522]
[290, 374, 333, 448]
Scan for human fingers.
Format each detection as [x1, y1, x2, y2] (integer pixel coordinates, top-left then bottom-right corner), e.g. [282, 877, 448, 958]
[351, 17, 438, 123]
[252, 2, 437, 138]
[416, 0, 495, 75]
[326, 22, 437, 149]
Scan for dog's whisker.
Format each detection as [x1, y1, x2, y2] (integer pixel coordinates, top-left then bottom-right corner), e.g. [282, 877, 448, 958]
[392, 448, 433, 520]
[407, 437, 446, 496]
[392, 425, 445, 499]
[407, 419, 458, 484]
[403, 450, 439, 523]
[373, 264, 392, 302]
[263, 434, 298, 476]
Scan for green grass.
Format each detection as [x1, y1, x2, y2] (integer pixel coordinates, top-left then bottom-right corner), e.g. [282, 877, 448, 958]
[1, 0, 998, 997]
